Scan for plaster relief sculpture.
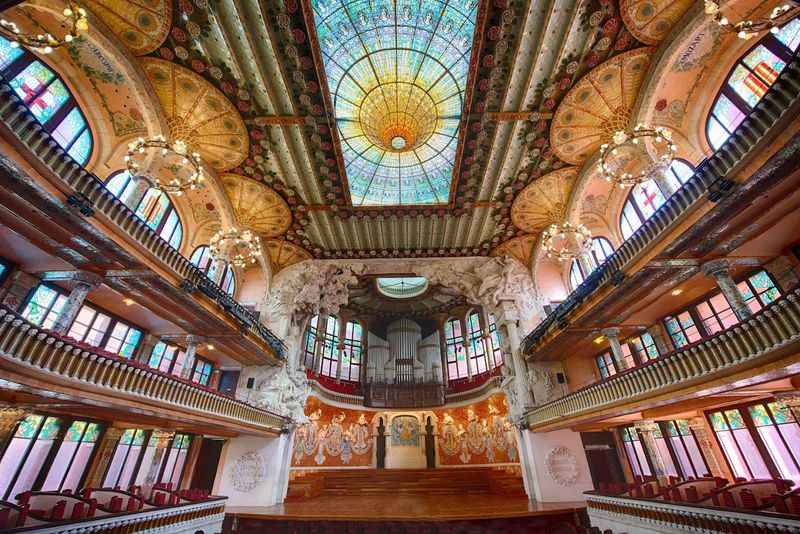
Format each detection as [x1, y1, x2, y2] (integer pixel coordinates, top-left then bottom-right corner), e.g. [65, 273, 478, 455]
[545, 446, 579, 487]
[231, 451, 267, 493]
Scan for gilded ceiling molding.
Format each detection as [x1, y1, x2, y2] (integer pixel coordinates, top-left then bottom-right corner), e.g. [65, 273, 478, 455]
[222, 174, 292, 238]
[490, 234, 537, 270]
[264, 239, 313, 275]
[511, 167, 578, 234]
[550, 47, 656, 165]
[619, 0, 694, 45]
[81, 0, 172, 56]
[139, 57, 249, 172]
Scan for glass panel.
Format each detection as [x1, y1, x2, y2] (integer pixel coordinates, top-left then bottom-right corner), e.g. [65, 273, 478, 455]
[632, 180, 666, 218]
[0, 36, 24, 70]
[717, 429, 752, 479]
[52, 107, 85, 148]
[136, 189, 168, 229]
[61, 440, 95, 491]
[67, 128, 92, 165]
[741, 45, 784, 88]
[707, 116, 731, 150]
[9, 417, 60, 498]
[712, 95, 746, 134]
[755, 424, 800, 484]
[22, 285, 59, 326]
[775, 18, 800, 51]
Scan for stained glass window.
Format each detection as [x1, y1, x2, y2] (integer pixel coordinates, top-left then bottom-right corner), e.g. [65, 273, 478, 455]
[747, 402, 800, 485]
[487, 313, 503, 368]
[662, 420, 709, 479]
[190, 245, 235, 296]
[708, 408, 771, 480]
[595, 352, 616, 379]
[376, 277, 429, 298]
[64, 303, 142, 358]
[341, 320, 363, 382]
[737, 270, 781, 314]
[41, 421, 101, 492]
[148, 341, 186, 376]
[627, 332, 660, 361]
[319, 315, 341, 378]
[0, 415, 62, 500]
[0, 36, 92, 164]
[310, 0, 479, 205]
[620, 427, 652, 478]
[707, 18, 800, 150]
[105, 171, 183, 250]
[620, 160, 694, 239]
[160, 434, 192, 487]
[303, 315, 320, 369]
[191, 358, 213, 386]
[21, 284, 68, 329]
[695, 291, 738, 335]
[663, 310, 702, 349]
[445, 317, 467, 379]
[104, 428, 149, 489]
[466, 311, 487, 375]
[569, 237, 615, 289]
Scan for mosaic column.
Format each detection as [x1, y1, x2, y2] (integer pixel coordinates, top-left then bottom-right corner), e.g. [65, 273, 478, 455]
[775, 392, 800, 425]
[144, 431, 175, 485]
[52, 271, 103, 334]
[633, 420, 667, 477]
[601, 327, 628, 371]
[647, 324, 671, 356]
[181, 335, 202, 379]
[0, 403, 28, 451]
[0, 270, 39, 310]
[687, 416, 726, 478]
[702, 259, 752, 321]
[84, 427, 124, 488]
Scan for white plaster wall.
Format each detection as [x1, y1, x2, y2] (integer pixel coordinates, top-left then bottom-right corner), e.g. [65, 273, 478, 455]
[213, 433, 294, 507]
[519, 429, 594, 502]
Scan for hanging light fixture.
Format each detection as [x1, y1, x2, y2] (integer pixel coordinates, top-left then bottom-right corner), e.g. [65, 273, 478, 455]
[541, 222, 592, 262]
[209, 228, 261, 268]
[0, 3, 88, 54]
[704, 0, 798, 40]
[597, 125, 677, 188]
[124, 136, 204, 195]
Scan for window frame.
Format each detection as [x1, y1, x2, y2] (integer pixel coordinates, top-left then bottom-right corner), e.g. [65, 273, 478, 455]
[67, 302, 143, 358]
[190, 357, 214, 386]
[659, 420, 710, 479]
[303, 315, 320, 369]
[340, 320, 363, 382]
[147, 341, 188, 376]
[444, 317, 468, 380]
[319, 315, 340, 379]
[466, 311, 488, 375]
[102, 428, 151, 490]
[189, 245, 236, 296]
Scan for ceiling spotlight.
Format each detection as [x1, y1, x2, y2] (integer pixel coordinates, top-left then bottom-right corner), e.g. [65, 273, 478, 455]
[593, 336, 605, 344]
[671, 288, 683, 296]
[206, 344, 215, 350]
[123, 298, 135, 306]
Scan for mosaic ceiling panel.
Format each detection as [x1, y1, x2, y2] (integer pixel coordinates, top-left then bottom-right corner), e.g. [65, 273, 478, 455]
[310, 0, 479, 206]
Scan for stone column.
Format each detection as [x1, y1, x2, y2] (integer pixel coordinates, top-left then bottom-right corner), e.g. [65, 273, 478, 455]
[633, 420, 667, 478]
[688, 416, 727, 479]
[460, 316, 473, 379]
[1, 270, 39, 310]
[497, 300, 534, 414]
[335, 315, 346, 381]
[84, 427, 124, 488]
[577, 250, 595, 278]
[0, 404, 29, 451]
[602, 327, 628, 371]
[136, 333, 161, 364]
[702, 259, 752, 321]
[181, 335, 201, 379]
[775, 392, 800, 425]
[209, 369, 222, 390]
[763, 255, 799, 292]
[143, 431, 174, 485]
[647, 324, 671, 356]
[436, 316, 450, 388]
[52, 272, 103, 334]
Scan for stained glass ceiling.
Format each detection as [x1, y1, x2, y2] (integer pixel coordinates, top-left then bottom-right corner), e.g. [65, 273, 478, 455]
[311, 0, 479, 206]
[376, 277, 429, 298]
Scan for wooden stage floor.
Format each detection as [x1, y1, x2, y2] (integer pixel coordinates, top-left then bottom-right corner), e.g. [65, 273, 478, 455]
[226, 494, 586, 522]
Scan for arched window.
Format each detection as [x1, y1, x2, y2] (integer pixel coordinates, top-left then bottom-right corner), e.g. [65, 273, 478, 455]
[569, 236, 616, 289]
[444, 317, 467, 380]
[619, 160, 695, 240]
[707, 19, 800, 150]
[0, 36, 93, 164]
[301, 315, 341, 378]
[487, 313, 504, 368]
[302, 315, 320, 369]
[341, 321, 362, 382]
[105, 171, 183, 249]
[466, 311, 488, 375]
[189, 245, 235, 295]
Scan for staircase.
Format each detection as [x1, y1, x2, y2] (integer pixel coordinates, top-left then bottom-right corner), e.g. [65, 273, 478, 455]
[286, 467, 525, 501]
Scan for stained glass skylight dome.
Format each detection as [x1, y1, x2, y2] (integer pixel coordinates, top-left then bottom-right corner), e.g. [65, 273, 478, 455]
[376, 277, 429, 298]
[311, 0, 479, 206]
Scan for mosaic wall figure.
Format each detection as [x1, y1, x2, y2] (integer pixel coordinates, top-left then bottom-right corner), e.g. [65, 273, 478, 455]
[292, 397, 373, 467]
[390, 415, 420, 447]
[435, 394, 518, 465]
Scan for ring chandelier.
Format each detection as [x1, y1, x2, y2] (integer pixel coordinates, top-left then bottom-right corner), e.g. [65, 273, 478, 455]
[542, 222, 593, 262]
[0, 3, 88, 54]
[705, 0, 799, 40]
[125, 136, 205, 195]
[209, 228, 261, 268]
[597, 125, 677, 188]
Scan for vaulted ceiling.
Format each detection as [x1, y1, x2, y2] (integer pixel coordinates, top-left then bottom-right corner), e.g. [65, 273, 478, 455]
[59, 0, 694, 268]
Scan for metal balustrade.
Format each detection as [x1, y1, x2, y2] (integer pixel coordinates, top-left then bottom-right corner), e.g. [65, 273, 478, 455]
[521, 54, 800, 356]
[525, 289, 800, 429]
[0, 308, 290, 433]
[0, 79, 286, 359]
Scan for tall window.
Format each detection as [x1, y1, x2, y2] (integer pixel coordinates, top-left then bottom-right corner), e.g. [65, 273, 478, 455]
[189, 245, 235, 296]
[444, 317, 467, 379]
[707, 19, 800, 149]
[303, 315, 320, 369]
[20, 284, 67, 328]
[0, 37, 93, 164]
[319, 315, 340, 378]
[738, 270, 782, 313]
[67, 303, 142, 358]
[708, 408, 771, 480]
[695, 291, 738, 335]
[663, 310, 702, 349]
[466, 311, 487, 374]
[191, 358, 213, 386]
[103, 428, 149, 489]
[746, 402, 800, 485]
[159, 434, 191, 488]
[569, 237, 615, 289]
[595, 352, 617, 379]
[0, 415, 62, 500]
[341, 321, 362, 382]
[626, 331, 660, 362]
[651, 424, 680, 478]
[620, 160, 695, 239]
[148, 341, 187, 376]
[663, 419, 709, 479]
[487, 313, 504, 368]
[105, 171, 183, 250]
[620, 427, 652, 478]
[41, 421, 101, 492]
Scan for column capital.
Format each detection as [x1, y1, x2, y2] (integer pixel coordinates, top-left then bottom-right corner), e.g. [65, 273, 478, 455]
[600, 327, 621, 339]
[102, 427, 125, 441]
[701, 258, 731, 278]
[774, 391, 800, 409]
[0, 404, 29, 436]
[633, 420, 660, 434]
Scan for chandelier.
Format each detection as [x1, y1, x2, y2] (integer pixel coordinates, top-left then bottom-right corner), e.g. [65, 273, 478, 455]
[0, 4, 88, 54]
[597, 125, 676, 188]
[542, 222, 592, 262]
[124, 136, 204, 195]
[209, 228, 261, 268]
[704, 0, 799, 40]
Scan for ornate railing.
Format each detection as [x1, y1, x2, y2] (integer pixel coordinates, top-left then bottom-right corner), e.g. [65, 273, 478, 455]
[521, 54, 800, 356]
[364, 381, 446, 408]
[525, 289, 800, 429]
[0, 308, 290, 433]
[586, 493, 800, 533]
[0, 79, 285, 359]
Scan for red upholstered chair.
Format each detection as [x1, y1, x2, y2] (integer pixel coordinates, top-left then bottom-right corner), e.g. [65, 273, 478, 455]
[153, 492, 166, 506]
[643, 484, 654, 497]
[772, 496, 789, 513]
[70, 502, 84, 520]
[790, 494, 800, 514]
[50, 500, 66, 520]
[0, 508, 10, 529]
[740, 489, 758, 509]
[109, 496, 122, 512]
[685, 486, 698, 502]
[722, 491, 736, 508]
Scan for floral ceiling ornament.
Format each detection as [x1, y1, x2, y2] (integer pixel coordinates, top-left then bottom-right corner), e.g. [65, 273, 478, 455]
[125, 136, 205, 195]
[0, 3, 88, 54]
[541, 222, 592, 262]
[597, 125, 677, 188]
[209, 227, 261, 268]
[704, 0, 799, 40]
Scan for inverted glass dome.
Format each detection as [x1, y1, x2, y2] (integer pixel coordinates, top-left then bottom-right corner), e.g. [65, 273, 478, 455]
[376, 277, 429, 299]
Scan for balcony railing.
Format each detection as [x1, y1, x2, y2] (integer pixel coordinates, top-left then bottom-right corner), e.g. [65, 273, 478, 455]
[525, 288, 800, 429]
[521, 53, 800, 356]
[0, 307, 290, 432]
[0, 79, 286, 359]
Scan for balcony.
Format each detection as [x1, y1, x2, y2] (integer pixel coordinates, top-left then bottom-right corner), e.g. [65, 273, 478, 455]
[0, 79, 285, 362]
[0, 307, 289, 435]
[521, 54, 800, 359]
[525, 288, 800, 431]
